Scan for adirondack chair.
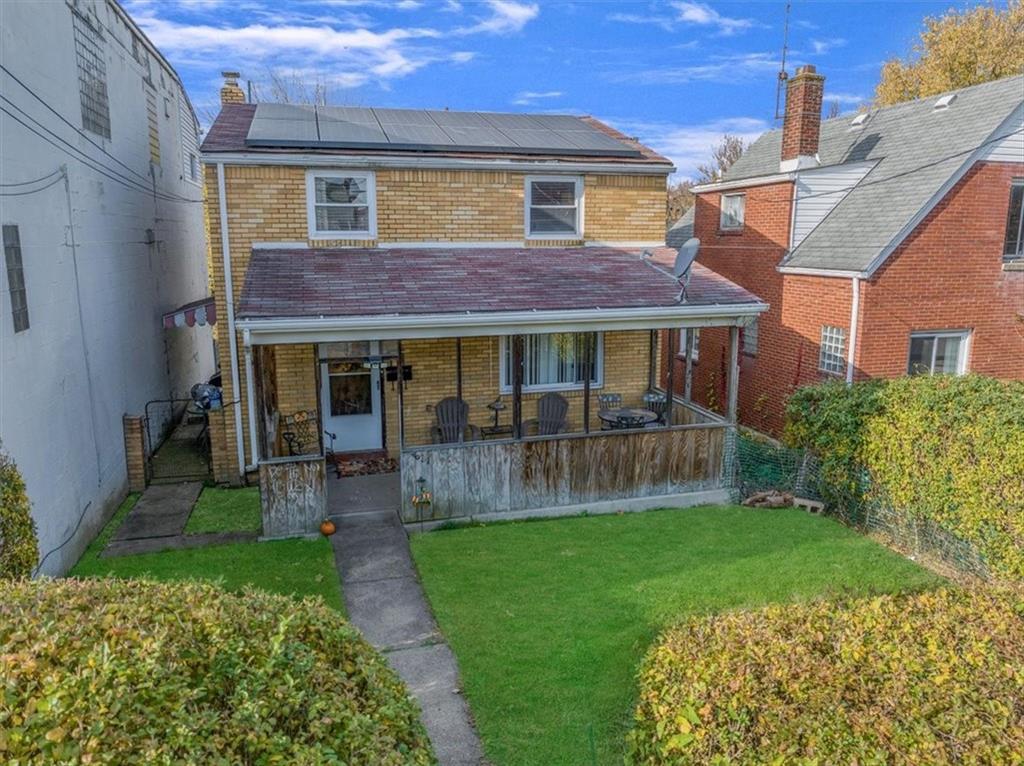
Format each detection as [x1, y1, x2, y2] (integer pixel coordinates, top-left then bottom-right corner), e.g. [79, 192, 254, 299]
[430, 397, 482, 443]
[523, 392, 570, 436]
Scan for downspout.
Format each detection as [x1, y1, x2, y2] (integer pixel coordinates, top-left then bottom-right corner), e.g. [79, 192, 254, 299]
[216, 162, 248, 477]
[846, 276, 860, 385]
[243, 329, 260, 466]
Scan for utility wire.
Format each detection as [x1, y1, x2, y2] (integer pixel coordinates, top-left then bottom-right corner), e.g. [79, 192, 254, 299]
[0, 101, 202, 204]
[0, 174, 65, 196]
[1, 62, 156, 187]
[0, 167, 63, 187]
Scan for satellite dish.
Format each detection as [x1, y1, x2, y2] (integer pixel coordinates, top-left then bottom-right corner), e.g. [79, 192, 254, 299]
[673, 238, 700, 278]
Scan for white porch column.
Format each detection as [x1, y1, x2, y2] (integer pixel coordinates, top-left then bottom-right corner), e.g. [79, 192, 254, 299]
[727, 325, 740, 423]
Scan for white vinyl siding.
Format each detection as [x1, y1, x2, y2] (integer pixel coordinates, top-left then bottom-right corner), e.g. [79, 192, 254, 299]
[500, 332, 602, 392]
[179, 97, 201, 184]
[979, 104, 1024, 163]
[791, 161, 875, 249]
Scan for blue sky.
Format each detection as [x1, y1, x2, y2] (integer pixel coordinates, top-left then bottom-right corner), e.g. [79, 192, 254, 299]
[127, 0, 991, 180]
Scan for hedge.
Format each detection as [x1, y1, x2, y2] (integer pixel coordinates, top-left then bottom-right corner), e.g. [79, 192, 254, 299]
[0, 445, 37, 578]
[0, 578, 434, 765]
[628, 587, 1024, 765]
[785, 375, 1024, 580]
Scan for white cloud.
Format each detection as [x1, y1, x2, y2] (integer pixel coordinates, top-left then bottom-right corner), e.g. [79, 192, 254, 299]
[512, 90, 563, 105]
[607, 116, 770, 181]
[609, 2, 753, 35]
[670, 1, 753, 35]
[611, 52, 780, 85]
[456, 0, 539, 35]
[826, 91, 867, 106]
[810, 37, 846, 55]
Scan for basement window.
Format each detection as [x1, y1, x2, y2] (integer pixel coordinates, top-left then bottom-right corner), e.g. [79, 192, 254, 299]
[720, 193, 745, 230]
[818, 325, 846, 376]
[907, 331, 970, 376]
[3, 225, 29, 333]
[1004, 179, 1024, 262]
[306, 170, 376, 239]
[526, 176, 582, 239]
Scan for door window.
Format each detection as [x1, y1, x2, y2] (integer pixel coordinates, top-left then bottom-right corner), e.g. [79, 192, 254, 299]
[328, 362, 372, 415]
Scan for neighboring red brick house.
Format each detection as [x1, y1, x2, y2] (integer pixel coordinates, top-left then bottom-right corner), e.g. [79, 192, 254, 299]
[667, 67, 1024, 435]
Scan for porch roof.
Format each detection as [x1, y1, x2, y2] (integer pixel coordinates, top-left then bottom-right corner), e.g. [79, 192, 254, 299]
[236, 246, 766, 342]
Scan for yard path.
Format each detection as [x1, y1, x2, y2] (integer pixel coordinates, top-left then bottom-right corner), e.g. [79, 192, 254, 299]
[331, 508, 487, 766]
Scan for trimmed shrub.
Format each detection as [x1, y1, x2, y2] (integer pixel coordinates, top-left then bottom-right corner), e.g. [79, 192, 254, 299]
[0, 445, 38, 578]
[0, 578, 434, 765]
[785, 375, 1024, 579]
[628, 587, 1024, 765]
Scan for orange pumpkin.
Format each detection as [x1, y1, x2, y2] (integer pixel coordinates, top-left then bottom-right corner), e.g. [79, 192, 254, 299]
[319, 519, 337, 537]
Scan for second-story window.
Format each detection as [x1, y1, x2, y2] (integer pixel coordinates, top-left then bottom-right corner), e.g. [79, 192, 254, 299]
[526, 176, 582, 238]
[1004, 179, 1023, 262]
[307, 170, 376, 239]
[720, 193, 745, 230]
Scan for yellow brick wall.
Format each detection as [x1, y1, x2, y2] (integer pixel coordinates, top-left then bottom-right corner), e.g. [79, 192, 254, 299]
[204, 163, 667, 477]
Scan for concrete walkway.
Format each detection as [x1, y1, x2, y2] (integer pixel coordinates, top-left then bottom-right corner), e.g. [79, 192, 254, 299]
[330, 485, 486, 766]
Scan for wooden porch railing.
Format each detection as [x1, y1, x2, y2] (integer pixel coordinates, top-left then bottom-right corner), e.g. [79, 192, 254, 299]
[400, 422, 728, 522]
[259, 454, 326, 538]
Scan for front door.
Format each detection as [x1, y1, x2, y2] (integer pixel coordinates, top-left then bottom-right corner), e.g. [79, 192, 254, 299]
[320, 348, 383, 452]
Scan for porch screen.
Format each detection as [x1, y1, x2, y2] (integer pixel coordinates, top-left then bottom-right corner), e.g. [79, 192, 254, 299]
[501, 333, 602, 392]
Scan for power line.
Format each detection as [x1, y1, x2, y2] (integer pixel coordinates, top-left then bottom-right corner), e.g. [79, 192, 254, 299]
[0, 167, 63, 187]
[0, 174, 65, 196]
[0, 100, 202, 204]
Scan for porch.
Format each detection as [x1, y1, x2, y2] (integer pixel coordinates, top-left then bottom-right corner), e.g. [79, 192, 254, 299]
[230, 245, 767, 535]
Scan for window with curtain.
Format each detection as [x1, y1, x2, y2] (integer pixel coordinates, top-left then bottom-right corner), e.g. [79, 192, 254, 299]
[907, 331, 969, 376]
[719, 193, 745, 230]
[501, 332, 602, 391]
[306, 171, 375, 238]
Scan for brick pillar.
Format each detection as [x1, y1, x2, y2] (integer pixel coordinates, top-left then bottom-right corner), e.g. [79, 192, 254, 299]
[123, 415, 148, 492]
[207, 408, 239, 484]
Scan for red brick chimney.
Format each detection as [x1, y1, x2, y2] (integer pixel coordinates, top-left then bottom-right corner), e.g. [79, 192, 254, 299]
[220, 71, 245, 105]
[780, 64, 824, 171]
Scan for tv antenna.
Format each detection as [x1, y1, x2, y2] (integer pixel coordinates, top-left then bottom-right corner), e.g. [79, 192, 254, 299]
[774, 0, 792, 121]
[673, 238, 700, 302]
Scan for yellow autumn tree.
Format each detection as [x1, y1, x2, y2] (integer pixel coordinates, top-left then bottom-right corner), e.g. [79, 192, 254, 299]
[875, 1, 1024, 106]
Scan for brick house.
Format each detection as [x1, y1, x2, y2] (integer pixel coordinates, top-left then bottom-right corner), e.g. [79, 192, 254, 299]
[201, 75, 765, 532]
[669, 67, 1024, 435]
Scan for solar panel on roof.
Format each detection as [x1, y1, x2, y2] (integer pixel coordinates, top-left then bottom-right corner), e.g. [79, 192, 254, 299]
[242, 104, 644, 158]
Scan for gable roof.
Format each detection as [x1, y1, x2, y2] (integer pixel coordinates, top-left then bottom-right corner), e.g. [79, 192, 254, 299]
[666, 207, 694, 249]
[202, 104, 672, 167]
[237, 246, 763, 321]
[716, 75, 1024, 274]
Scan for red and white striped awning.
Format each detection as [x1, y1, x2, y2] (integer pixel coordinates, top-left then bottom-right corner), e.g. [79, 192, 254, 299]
[162, 297, 217, 329]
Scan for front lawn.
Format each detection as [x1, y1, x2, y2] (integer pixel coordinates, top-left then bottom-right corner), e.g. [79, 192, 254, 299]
[410, 506, 942, 766]
[71, 492, 342, 611]
[184, 485, 263, 534]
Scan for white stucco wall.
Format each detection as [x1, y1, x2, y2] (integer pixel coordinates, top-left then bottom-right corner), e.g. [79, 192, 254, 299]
[0, 0, 214, 575]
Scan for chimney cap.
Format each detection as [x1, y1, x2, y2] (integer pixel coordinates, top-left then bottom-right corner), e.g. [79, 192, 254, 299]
[793, 64, 821, 78]
[222, 70, 241, 81]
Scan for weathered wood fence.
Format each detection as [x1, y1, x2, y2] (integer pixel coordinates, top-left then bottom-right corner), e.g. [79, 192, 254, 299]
[259, 455, 326, 538]
[400, 423, 728, 522]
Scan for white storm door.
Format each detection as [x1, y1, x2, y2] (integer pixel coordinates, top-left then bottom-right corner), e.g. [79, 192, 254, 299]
[320, 356, 382, 452]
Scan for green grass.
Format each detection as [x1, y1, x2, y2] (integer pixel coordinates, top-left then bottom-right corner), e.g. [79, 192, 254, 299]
[410, 506, 943, 766]
[184, 486, 263, 534]
[71, 493, 342, 611]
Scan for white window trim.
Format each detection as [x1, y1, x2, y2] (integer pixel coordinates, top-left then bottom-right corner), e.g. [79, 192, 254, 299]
[306, 169, 377, 240]
[818, 325, 847, 376]
[907, 330, 971, 375]
[677, 328, 699, 361]
[720, 192, 745, 231]
[525, 175, 584, 240]
[499, 332, 603, 393]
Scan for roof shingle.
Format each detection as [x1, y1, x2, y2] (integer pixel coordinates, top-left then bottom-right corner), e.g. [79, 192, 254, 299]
[237, 246, 762, 320]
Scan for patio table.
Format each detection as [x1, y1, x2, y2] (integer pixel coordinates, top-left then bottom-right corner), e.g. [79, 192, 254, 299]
[597, 407, 660, 428]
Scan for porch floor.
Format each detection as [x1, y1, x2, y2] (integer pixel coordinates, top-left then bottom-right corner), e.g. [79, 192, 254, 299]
[326, 473, 401, 517]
